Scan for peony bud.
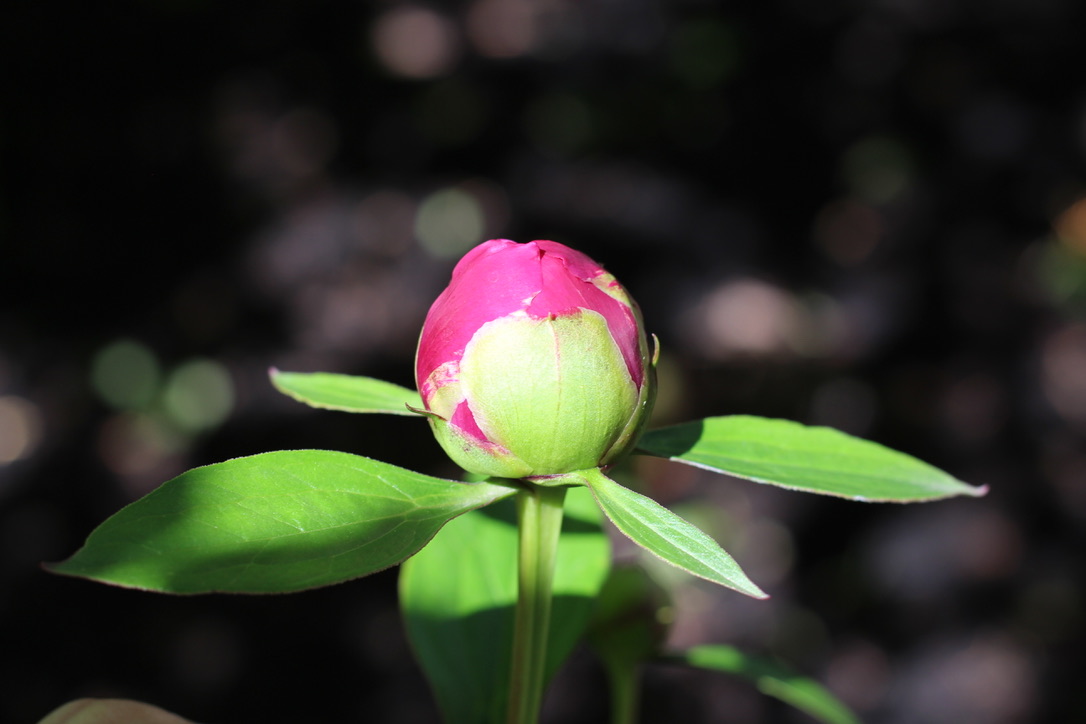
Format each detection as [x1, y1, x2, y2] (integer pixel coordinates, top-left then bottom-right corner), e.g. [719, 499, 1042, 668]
[416, 239, 655, 479]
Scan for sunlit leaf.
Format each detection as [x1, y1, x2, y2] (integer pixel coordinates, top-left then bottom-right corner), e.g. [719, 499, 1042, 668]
[638, 415, 986, 502]
[400, 486, 610, 724]
[575, 468, 765, 599]
[675, 645, 860, 724]
[270, 369, 423, 415]
[49, 450, 515, 594]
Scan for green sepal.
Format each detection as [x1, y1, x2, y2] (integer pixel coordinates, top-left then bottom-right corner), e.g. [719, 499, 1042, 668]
[424, 409, 535, 480]
[601, 333, 659, 466]
[458, 310, 638, 475]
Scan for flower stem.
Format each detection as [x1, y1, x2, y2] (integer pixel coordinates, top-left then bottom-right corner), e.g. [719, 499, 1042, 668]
[507, 484, 567, 724]
[602, 657, 640, 724]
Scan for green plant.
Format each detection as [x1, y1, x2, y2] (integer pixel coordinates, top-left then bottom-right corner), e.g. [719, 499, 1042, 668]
[48, 240, 985, 724]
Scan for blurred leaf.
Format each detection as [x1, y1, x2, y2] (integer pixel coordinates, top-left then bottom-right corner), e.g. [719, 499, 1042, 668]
[675, 645, 860, 724]
[575, 468, 766, 599]
[588, 564, 670, 664]
[1035, 239, 1086, 308]
[587, 565, 672, 724]
[49, 450, 515, 594]
[400, 486, 610, 724]
[270, 369, 423, 415]
[638, 415, 986, 502]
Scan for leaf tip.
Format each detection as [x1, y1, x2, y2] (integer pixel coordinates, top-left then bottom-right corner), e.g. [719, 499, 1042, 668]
[405, 403, 431, 417]
[40, 556, 96, 586]
[738, 580, 770, 600]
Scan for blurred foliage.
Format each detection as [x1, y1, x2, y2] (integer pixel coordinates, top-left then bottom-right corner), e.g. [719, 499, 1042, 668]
[3, 0, 1086, 722]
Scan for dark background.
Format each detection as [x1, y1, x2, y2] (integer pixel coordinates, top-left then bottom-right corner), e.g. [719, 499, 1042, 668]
[3, 1, 1085, 722]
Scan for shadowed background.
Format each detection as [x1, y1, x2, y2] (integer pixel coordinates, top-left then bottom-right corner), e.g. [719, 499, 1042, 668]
[2, 1, 1085, 722]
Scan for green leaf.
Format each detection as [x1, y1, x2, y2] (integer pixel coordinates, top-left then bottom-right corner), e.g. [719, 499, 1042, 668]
[576, 468, 766, 599]
[48, 450, 516, 594]
[400, 486, 611, 724]
[638, 415, 987, 502]
[674, 645, 860, 724]
[270, 369, 423, 415]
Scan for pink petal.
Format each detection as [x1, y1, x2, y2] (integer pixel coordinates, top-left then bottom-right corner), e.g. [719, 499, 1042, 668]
[533, 239, 607, 281]
[416, 240, 543, 390]
[416, 239, 644, 402]
[451, 399, 490, 443]
[528, 247, 642, 388]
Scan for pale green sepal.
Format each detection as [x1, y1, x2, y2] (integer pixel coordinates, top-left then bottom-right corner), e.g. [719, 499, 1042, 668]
[524, 471, 594, 488]
[427, 414, 534, 479]
[574, 468, 767, 599]
[601, 332, 658, 465]
[422, 369, 464, 421]
[460, 310, 638, 475]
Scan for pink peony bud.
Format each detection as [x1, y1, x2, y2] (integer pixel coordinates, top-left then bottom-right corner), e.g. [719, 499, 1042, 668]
[416, 239, 655, 478]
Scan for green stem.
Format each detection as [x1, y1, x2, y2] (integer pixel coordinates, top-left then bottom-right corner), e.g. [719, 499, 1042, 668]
[506, 484, 567, 724]
[603, 657, 640, 724]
